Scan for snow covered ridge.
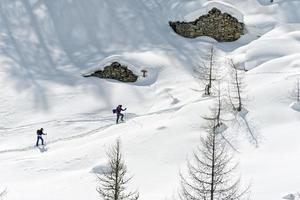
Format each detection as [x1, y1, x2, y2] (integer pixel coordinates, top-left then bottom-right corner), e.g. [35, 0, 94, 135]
[245, 24, 300, 70]
[184, 1, 244, 22]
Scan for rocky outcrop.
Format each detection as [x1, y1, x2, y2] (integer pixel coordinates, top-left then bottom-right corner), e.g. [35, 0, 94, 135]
[84, 62, 138, 82]
[169, 8, 244, 42]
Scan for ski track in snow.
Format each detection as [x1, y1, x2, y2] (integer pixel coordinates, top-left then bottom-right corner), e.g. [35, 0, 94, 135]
[0, 98, 208, 155]
[1, 0, 300, 199]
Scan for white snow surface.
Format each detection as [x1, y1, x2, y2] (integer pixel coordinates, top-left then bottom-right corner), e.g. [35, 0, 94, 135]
[184, 1, 244, 22]
[0, 0, 300, 200]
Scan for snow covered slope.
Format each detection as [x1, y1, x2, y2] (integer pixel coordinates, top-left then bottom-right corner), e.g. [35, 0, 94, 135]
[0, 0, 299, 199]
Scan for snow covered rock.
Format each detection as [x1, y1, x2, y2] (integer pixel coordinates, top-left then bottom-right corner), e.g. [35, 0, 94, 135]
[169, 8, 244, 42]
[83, 62, 138, 82]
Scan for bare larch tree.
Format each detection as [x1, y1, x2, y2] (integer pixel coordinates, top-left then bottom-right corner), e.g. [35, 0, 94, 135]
[195, 46, 220, 96]
[97, 139, 139, 200]
[203, 87, 241, 152]
[226, 60, 260, 147]
[179, 118, 249, 200]
[228, 59, 246, 112]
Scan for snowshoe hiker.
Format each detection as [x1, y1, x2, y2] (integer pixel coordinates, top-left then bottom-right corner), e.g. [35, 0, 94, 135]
[114, 105, 127, 124]
[36, 128, 47, 146]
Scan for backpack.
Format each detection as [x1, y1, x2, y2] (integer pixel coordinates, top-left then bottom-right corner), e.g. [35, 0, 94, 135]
[112, 109, 116, 114]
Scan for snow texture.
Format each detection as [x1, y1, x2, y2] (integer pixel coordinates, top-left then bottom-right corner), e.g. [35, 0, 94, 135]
[0, 0, 300, 200]
[184, 1, 244, 22]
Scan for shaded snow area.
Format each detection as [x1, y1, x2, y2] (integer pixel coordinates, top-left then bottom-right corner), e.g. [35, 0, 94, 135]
[0, 0, 300, 200]
[290, 102, 300, 112]
[283, 193, 300, 200]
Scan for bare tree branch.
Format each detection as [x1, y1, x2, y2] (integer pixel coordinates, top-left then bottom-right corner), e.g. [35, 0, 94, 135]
[290, 78, 300, 102]
[97, 139, 139, 200]
[179, 118, 250, 200]
[228, 59, 246, 112]
[194, 46, 221, 96]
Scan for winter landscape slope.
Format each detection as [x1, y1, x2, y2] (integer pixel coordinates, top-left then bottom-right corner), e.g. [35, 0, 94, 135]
[0, 0, 300, 199]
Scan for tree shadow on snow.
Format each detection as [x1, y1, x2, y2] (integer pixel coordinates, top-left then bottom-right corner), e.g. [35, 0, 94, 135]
[91, 164, 110, 175]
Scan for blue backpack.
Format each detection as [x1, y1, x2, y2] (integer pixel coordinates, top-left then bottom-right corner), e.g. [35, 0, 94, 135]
[112, 109, 116, 114]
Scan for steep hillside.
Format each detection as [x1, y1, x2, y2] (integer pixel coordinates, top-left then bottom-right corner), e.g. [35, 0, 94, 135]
[0, 0, 299, 199]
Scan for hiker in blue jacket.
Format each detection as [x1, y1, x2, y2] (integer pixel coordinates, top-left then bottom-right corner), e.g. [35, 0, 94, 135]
[36, 128, 47, 146]
[114, 105, 127, 124]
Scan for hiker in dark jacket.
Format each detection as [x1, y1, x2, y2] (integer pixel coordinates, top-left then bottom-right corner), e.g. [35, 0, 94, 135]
[36, 128, 47, 146]
[115, 105, 127, 124]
